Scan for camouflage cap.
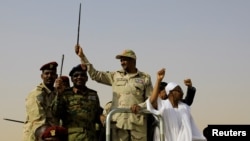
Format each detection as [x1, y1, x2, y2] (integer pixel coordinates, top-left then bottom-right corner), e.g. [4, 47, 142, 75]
[115, 49, 136, 60]
[40, 61, 58, 71]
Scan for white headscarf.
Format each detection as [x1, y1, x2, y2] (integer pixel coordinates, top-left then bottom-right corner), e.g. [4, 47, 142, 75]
[165, 82, 178, 96]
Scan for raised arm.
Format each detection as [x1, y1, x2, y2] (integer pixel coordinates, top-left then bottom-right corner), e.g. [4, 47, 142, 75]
[75, 44, 90, 64]
[182, 78, 196, 106]
[150, 68, 165, 108]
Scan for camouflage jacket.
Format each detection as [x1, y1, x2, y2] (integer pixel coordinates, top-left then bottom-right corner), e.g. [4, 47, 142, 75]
[23, 83, 59, 141]
[56, 87, 101, 140]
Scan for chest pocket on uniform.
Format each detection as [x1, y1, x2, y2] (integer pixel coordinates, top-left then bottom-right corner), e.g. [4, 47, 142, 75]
[133, 82, 145, 95]
[116, 80, 127, 86]
[129, 82, 145, 102]
[115, 79, 128, 94]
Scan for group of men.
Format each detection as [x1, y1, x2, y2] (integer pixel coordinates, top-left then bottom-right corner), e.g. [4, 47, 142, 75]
[23, 44, 206, 141]
[23, 59, 102, 140]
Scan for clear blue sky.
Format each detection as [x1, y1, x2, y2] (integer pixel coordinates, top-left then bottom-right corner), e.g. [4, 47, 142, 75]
[1, 1, 250, 140]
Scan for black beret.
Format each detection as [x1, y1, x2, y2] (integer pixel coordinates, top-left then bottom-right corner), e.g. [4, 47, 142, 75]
[40, 61, 58, 71]
[159, 82, 168, 91]
[69, 64, 87, 77]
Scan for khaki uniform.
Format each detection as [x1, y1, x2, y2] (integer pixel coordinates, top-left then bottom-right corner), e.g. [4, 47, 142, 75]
[85, 62, 153, 141]
[23, 83, 59, 141]
[57, 87, 101, 141]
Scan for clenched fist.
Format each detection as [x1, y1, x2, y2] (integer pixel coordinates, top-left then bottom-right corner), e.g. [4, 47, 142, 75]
[184, 79, 192, 88]
[75, 44, 84, 58]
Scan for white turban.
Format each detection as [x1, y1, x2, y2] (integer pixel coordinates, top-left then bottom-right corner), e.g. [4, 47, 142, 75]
[165, 82, 178, 96]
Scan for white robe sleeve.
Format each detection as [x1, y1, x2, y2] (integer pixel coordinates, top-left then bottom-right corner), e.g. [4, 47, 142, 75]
[146, 97, 162, 115]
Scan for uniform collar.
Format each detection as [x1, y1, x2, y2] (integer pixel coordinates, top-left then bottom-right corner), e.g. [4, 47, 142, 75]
[38, 83, 53, 94]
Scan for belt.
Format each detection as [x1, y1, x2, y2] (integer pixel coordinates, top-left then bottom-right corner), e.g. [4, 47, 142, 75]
[111, 121, 117, 124]
[66, 121, 91, 129]
[68, 127, 86, 134]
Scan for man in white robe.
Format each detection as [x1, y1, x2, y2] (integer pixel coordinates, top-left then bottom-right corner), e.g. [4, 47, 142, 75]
[146, 68, 206, 141]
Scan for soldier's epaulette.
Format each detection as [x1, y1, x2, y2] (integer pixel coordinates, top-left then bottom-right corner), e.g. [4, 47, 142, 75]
[88, 88, 97, 94]
[36, 86, 43, 91]
[116, 69, 125, 74]
[138, 71, 150, 78]
[36, 83, 44, 91]
[61, 87, 73, 96]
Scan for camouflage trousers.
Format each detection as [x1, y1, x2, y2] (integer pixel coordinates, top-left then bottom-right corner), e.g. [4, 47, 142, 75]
[68, 127, 97, 141]
[111, 123, 147, 141]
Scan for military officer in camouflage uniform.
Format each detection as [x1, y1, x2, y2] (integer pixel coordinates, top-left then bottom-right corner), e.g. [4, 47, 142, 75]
[75, 45, 153, 141]
[23, 62, 61, 141]
[56, 64, 102, 141]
